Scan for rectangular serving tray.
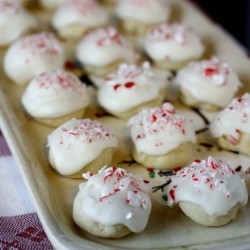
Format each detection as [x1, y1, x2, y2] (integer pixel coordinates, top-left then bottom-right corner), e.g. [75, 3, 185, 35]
[0, 0, 250, 249]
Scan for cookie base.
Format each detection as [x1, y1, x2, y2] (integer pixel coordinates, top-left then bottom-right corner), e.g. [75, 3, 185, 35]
[73, 190, 131, 238]
[35, 108, 86, 128]
[132, 142, 194, 170]
[179, 201, 240, 226]
[217, 132, 250, 156]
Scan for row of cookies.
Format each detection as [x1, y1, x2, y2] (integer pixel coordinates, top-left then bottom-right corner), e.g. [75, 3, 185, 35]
[41, 104, 249, 237]
[1, 0, 249, 242]
[45, 90, 250, 177]
[72, 157, 248, 238]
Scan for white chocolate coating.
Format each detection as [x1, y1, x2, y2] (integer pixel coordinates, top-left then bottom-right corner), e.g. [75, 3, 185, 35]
[210, 93, 250, 144]
[115, 0, 170, 24]
[0, 1, 37, 46]
[47, 118, 118, 175]
[128, 102, 196, 156]
[52, 0, 108, 33]
[3, 32, 65, 85]
[174, 57, 242, 108]
[74, 166, 152, 232]
[22, 69, 89, 119]
[97, 62, 164, 113]
[144, 23, 204, 63]
[167, 156, 248, 216]
[76, 26, 137, 68]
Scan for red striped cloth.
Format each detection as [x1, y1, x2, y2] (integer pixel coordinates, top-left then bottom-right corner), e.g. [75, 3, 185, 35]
[0, 130, 54, 250]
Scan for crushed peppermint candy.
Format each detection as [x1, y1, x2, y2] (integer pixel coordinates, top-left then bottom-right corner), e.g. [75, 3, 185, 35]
[104, 62, 154, 90]
[20, 32, 63, 56]
[226, 93, 250, 120]
[59, 118, 117, 145]
[175, 156, 236, 184]
[146, 23, 198, 45]
[189, 56, 233, 86]
[168, 156, 238, 203]
[167, 156, 248, 214]
[212, 93, 250, 144]
[82, 26, 126, 46]
[83, 166, 151, 208]
[226, 93, 250, 143]
[35, 69, 87, 93]
[167, 156, 248, 203]
[128, 102, 187, 136]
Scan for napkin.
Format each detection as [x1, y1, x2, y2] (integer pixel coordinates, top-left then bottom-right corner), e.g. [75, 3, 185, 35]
[0, 130, 54, 249]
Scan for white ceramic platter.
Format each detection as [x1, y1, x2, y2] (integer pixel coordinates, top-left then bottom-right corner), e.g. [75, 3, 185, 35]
[0, 0, 250, 249]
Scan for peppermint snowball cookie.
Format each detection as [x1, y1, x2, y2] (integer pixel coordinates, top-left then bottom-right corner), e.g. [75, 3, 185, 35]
[97, 62, 165, 119]
[51, 0, 109, 40]
[174, 56, 242, 111]
[76, 26, 137, 76]
[0, 1, 37, 47]
[22, 69, 89, 127]
[115, 0, 170, 35]
[144, 23, 205, 70]
[3, 32, 65, 85]
[210, 93, 250, 155]
[167, 156, 248, 226]
[127, 102, 196, 169]
[47, 118, 118, 177]
[73, 166, 152, 238]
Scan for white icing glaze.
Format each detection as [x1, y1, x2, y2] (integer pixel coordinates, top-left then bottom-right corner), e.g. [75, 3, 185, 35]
[22, 69, 89, 118]
[210, 93, 250, 144]
[0, 1, 37, 46]
[97, 62, 164, 113]
[39, 0, 67, 8]
[3, 32, 65, 85]
[52, 0, 108, 32]
[167, 156, 248, 216]
[174, 56, 242, 107]
[127, 102, 196, 155]
[76, 26, 137, 68]
[144, 23, 204, 63]
[47, 118, 118, 175]
[78, 166, 152, 232]
[115, 0, 170, 24]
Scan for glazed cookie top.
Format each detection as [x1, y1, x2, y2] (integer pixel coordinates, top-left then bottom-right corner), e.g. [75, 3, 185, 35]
[144, 23, 204, 63]
[22, 69, 89, 118]
[210, 93, 250, 144]
[127, 102, 196, 155]
[115, 0, 170, 24]
[174, 56, 242, 107]
[167, 156, 248, 216]
[97, 62, 164, 113]
[76, 26, 137, 67]
[0, 1, 37, 46]
[47, 118, 118, 175]
[52, 0, 108, 31]
[78, 166, 152, 232]
[3, 32, 65, 85]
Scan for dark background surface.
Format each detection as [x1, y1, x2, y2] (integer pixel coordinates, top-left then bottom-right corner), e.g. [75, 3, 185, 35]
[193, 0, 250, 51]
